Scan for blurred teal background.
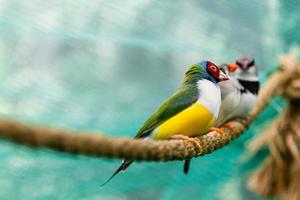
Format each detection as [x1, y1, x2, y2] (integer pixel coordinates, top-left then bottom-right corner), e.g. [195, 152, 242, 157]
[0, 0, 299, 199]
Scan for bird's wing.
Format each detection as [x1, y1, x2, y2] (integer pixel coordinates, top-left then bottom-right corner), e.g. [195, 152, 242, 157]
[220, 79, 243, 99]
[134, 84, 199, 139]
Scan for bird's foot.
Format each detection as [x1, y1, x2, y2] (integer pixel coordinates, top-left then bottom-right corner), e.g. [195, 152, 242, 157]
[209, 127, 225, 136]
[235, 118, 248, 126]
[222, 122, 235, 132]
[170, 135, 201, 152]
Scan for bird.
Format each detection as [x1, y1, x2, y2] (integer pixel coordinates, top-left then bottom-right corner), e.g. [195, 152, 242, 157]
[100, 60, 230, 186]
[215, 63, 242, 127]
[216, 56, 259, 128]
[232, 56, 259, 119]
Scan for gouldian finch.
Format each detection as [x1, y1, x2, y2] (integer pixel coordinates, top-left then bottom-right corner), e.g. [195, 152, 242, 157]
[216, 56, 259, 128]
[101, 61, 229, 186]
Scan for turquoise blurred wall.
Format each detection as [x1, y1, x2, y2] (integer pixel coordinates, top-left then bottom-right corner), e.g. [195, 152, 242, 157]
[0, 1, 299, 199]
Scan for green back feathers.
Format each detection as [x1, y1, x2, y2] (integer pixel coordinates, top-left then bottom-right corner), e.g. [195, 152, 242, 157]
[134, 84, 199, 138]
[182, 64, 203, 85]
[134, 62, 208, 139]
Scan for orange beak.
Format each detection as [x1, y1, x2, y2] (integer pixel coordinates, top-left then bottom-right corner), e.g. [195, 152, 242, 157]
[227, 64, 239, 73]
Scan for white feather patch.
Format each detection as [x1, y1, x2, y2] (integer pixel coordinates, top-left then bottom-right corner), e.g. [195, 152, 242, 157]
[196, 79, 221, 118]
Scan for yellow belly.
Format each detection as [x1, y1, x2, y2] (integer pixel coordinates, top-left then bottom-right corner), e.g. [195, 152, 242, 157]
[152, 102, 216, 140]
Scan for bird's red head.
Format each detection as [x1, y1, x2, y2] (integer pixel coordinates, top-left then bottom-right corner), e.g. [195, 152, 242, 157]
[207, 61, 229, 82]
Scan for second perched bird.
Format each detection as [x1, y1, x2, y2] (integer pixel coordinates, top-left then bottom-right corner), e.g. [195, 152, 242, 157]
[216, 63, 241, 127]
[101, 61, 229, 186]
[234, 56, 259, 118]
[216, 56, 259, 128]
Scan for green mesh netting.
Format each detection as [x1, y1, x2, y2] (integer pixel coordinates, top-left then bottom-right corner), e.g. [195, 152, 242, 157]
[0, 1, 299, 199]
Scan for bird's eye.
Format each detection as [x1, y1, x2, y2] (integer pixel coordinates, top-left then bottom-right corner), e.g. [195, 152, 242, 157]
[206, 61, 220, 78]
[210, 66, 217, 71]
[247, 59, 255, 68]
[220, 68, 226, 74]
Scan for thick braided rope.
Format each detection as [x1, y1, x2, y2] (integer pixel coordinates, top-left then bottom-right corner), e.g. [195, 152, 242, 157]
[0, 55, 298, 161]
[0, 119, 244, 161]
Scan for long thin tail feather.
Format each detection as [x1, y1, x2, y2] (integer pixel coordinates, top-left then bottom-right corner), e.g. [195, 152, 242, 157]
[183, 159, 191, 174]
[100, 160, 133, 187]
